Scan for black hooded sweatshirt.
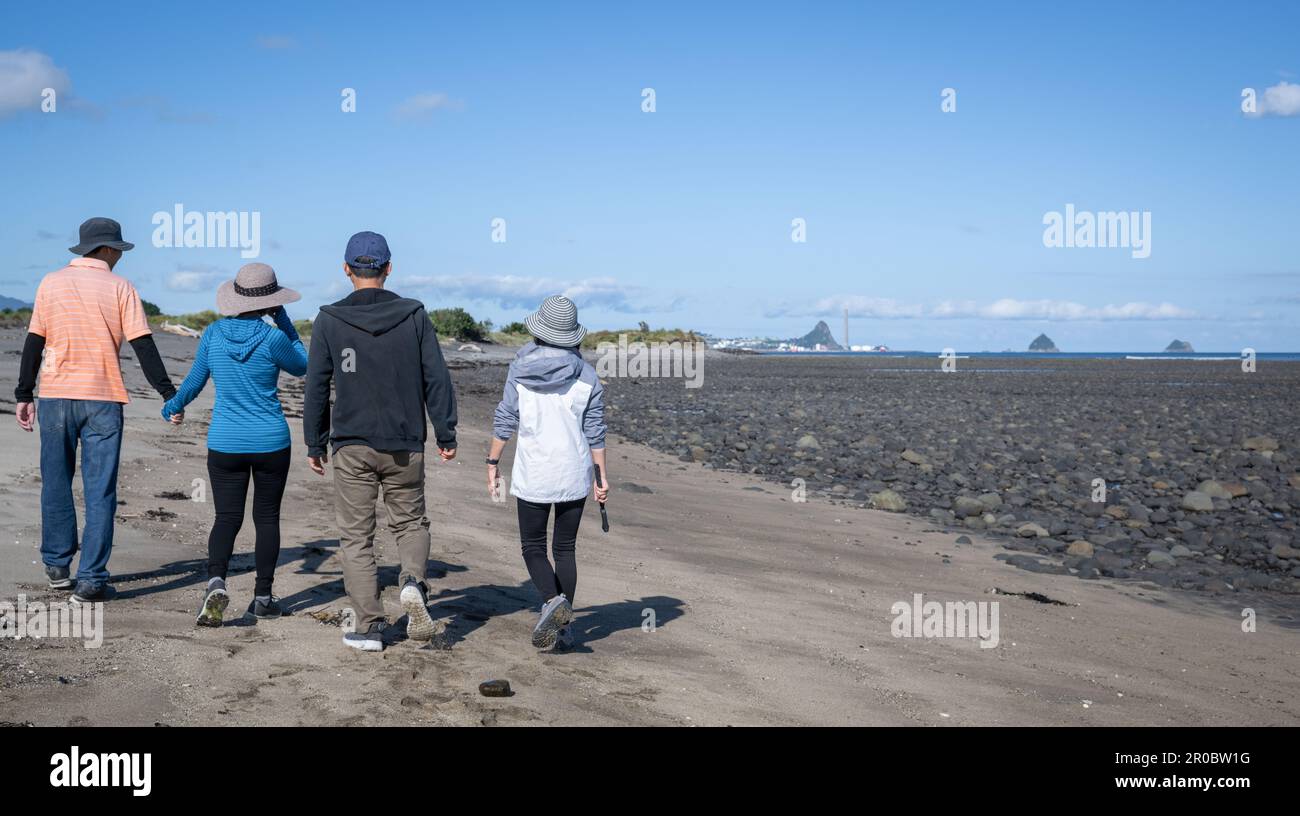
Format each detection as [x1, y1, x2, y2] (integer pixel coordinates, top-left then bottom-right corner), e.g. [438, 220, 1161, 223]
[303, 288, 457, 457]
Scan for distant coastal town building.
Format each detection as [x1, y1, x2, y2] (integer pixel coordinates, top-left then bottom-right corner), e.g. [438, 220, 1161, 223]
[708, 321, 889, 352]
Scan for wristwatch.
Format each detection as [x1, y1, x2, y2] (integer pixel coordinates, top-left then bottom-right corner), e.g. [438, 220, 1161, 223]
[485, 458, 500, 465]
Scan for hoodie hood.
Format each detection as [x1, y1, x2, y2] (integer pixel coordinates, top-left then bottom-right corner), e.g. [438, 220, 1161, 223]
[511, 341, 585, 392]
[214, 317, 274, 363]
[320, 288, 425, 336]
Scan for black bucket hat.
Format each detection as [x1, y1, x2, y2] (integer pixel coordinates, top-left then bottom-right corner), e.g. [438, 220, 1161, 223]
[69, 217, 135, 255]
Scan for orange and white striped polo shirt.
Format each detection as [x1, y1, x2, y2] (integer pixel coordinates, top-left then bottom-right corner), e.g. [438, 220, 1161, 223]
[27, 258, 153, 404]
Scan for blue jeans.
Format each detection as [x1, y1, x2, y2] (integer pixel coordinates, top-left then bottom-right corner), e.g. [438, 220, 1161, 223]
[38, 398, 124, 586]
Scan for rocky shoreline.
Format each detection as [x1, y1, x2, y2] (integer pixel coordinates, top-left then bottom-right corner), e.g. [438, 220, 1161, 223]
[584, 353, 1300, 596]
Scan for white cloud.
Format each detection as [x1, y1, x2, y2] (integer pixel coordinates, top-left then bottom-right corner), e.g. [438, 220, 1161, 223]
[936, 298, 1195, 321]
[1257, 81, 1300, 117]
[401, 273, 681, 314]
[167, 264, 226, 292]
[394, 92, 464, 120]
[767, 295, 923, 319]
[772, 295, 1196, 321]
[0, 49, 70, 119]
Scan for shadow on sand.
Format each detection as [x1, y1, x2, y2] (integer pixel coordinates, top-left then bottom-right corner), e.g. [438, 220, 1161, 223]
[426, 580, 687, 652]
[105, 539, 689, 646]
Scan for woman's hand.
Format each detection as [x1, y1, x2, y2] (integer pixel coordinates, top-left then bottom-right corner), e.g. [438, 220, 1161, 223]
[487, 464, 500, 499]
[169, 410, 184, 425]
[593, 471, 609, 503]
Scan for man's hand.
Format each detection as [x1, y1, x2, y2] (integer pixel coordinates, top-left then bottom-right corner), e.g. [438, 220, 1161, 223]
[487, 463, 500, 499]
[438, 447, 457, 462]
[308, 452, 328, 475]
[169, 410, 184, 426]
[16, 402, 35, 432]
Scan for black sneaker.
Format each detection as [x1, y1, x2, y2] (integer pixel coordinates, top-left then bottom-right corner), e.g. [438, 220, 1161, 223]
[247, 596, 284, 619]
[45, 565, 73, 590]
[399, 578, 444, 644]
[196, 579, 229, 627]
[343, 621, 389, 652]
[71, 582, 115, 604]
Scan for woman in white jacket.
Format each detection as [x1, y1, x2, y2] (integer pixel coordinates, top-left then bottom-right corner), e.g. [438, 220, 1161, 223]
[488, 296, 609, 650]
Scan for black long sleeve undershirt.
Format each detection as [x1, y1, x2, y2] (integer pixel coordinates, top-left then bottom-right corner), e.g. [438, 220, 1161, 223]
[14, 332, 44, 402]
[14, 332, 177, 402]
[130, 335, 177, 401]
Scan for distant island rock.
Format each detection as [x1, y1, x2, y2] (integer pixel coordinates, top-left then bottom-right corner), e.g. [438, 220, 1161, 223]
[1028, 333, 1059, 352]
[790, 320, 842, 350]
[1165, 339, 1194, 353]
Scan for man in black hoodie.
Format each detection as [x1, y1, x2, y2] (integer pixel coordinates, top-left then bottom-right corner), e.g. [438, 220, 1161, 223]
[304, 231, 457, 652]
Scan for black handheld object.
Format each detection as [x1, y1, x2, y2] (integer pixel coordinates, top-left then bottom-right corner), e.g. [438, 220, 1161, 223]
[594, 464, 610, 533]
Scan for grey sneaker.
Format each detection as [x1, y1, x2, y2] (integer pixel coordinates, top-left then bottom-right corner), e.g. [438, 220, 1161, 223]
[246, 596, 284, 619]
[400, 579, 443, 644]
[343, 622, 389, 652]
[532, 594, 573, 649]
[45, 565, 73, 590]
[196, 579, 229, 627]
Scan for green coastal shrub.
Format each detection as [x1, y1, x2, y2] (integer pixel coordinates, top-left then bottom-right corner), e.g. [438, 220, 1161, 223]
[430, 307, 489, 341]
[581, 328, 700, 350]
[150, 310, 222, 331]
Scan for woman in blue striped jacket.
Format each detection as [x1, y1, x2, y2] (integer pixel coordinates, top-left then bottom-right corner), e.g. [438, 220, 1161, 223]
[161, 263, 307, 626]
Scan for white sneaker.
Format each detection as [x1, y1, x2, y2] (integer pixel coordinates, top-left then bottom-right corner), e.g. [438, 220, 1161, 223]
[400, 580, 442, 643]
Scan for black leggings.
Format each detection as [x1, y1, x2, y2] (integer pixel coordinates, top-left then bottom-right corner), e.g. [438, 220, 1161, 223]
[206, 447, 291, 595]
[517, 497, 585, 605]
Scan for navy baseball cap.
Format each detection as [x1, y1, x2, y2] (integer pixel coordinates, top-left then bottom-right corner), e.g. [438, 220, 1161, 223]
[344, 231, 391, 269]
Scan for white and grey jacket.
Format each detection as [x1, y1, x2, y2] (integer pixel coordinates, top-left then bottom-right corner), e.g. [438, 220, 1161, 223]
[493, 342, 606, 503]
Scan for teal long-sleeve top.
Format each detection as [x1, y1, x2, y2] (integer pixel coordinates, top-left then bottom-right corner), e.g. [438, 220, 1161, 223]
[162, 309, 308, 453]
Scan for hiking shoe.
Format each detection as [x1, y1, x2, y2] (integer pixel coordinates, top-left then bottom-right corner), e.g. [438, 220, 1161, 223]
[45, 565, 73, 590]
[71, 582, 115, 604]
[400, 579, 443, 644]
[554, 624, 576, 651]
[343, 622, 389, 652]
[247, 596, 284, 619]
[196, 580, 229, 627]
[532, 594, 573, 649]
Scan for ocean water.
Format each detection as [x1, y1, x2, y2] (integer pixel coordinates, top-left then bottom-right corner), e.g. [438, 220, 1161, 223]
[762, 351, 1300, 361]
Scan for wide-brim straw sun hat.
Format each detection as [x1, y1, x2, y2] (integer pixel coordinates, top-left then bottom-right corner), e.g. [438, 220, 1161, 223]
[216, 263, 301, 316]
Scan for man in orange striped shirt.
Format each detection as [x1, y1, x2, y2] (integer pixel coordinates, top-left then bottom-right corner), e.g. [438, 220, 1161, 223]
[14, 218, 179, 603]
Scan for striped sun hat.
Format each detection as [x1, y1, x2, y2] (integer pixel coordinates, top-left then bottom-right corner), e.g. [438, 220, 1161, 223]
[525, 295, 586, 347]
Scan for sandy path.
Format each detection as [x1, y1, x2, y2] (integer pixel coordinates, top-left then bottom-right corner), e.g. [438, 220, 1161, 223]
[1, 336, 1297, 726]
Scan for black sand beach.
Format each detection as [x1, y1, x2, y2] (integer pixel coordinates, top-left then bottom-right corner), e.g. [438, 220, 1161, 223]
[1, 334, 1298, 726]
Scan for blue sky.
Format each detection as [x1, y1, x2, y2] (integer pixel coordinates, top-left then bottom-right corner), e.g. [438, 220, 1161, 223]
[1, 1, 1297, 351]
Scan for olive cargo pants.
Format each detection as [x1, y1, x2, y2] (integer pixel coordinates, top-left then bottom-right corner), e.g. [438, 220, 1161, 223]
[332, 446, 432, 630]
